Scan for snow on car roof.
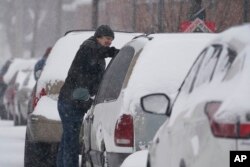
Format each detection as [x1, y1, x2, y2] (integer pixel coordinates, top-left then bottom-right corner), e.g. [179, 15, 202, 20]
[210, 24, 250, 53]
[3, 58, 37, 84]
[40, 31, 140, 82]
[34, 31, 140, 120]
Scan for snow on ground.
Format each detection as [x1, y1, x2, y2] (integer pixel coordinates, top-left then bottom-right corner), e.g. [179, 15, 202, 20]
[121, 150, 148, 167]
[0, 120, 26, 167]
[0, 120, 142, 167]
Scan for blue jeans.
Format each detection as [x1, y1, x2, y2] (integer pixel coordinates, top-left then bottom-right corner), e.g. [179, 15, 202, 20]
[56, 100, 85, 167]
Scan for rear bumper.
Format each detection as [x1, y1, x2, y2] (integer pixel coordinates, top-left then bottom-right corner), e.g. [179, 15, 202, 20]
[27, 115, 62, 142]
[107, 152, 130, 167]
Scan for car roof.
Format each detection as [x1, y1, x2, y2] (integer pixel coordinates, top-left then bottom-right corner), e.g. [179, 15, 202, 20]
[209, 24, 250, 52]
[39, 31, 140, 82]
[3, 58, 37, 84]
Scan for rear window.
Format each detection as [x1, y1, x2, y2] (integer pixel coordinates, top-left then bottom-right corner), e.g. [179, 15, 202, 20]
[95, 46, 135, 104]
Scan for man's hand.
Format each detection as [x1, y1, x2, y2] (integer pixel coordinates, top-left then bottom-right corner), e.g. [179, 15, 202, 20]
[108, 47, 120, 57]
[72, 88, 90, 101]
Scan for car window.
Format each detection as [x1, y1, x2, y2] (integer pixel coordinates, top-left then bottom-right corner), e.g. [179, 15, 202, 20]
[223, 53, 244, 81]
[212, 47, 237, 82]
[181, 49, 206, 94]
[193, 45, 222, 89]
[95, 46, 135, 104]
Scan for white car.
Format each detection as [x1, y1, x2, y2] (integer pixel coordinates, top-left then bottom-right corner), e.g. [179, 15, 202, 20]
[141, 24, 250, 167]
[14, 69, 36, 126]
[82, 33, 215, 167]
[24, 30, 139, 167]
[2, 58, 37, 121]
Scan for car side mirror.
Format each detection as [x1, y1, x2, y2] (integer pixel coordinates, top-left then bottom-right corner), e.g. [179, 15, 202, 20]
[140, 93, 170, 115]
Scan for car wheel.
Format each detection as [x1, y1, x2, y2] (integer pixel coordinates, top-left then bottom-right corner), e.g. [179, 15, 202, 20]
[19, 107, 27, 125]
[180, 159, 186, 167]
[0, 104, 7, 119]
[20, 115, 27, 125]
[81, 143, 93, 167]
[13, 112, 19, 126]
[101, 150, 109, 167]
[24, 133, 59, 167]
[81, 154, 92, 167]
[146, 154, 151, 167]
[6, 104, 12, 120]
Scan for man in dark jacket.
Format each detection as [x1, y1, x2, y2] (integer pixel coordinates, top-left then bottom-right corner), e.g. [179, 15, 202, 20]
[56, 25, 119, 167]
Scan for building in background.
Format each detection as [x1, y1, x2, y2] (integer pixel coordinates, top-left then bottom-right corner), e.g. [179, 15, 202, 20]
[0, 0, 249, 61]
[97, 0, 249, 33]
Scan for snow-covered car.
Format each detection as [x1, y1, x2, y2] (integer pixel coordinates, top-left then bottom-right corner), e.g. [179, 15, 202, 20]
[82, 33, 215, 167]
[0, 59, 12, 119]
[24, 30, 139, 167]
[14, 69, 36, 125]
[2, 58, 37, 121]
[141, 24, 250, 167]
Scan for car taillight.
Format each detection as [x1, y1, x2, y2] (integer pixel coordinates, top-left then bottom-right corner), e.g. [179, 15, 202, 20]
[114, 114, 134, 147]
[32, 97, 39, 109]
[205, 101, 250, 139]
[32, 88, 47, 109]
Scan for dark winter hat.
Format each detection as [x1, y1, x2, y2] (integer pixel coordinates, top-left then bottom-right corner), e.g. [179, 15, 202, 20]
[94, 25, 114, 39]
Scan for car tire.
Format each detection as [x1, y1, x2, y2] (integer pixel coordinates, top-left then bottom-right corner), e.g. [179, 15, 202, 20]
[81, 143, 92, 167]
[101, 150, 109, 167]
[13, 112, 19, 126]
[0, 104, 7, 119]
[19, 104, 27, 125]
[146, 154, 151, 167]
[20, 114, 27, 125]
[180, 159, 186, 167]
[24, 132, 59, 167]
